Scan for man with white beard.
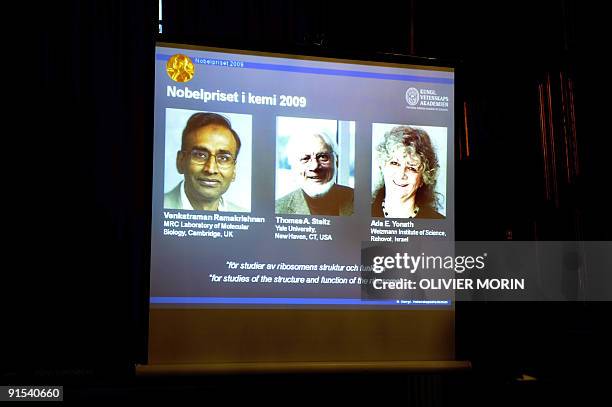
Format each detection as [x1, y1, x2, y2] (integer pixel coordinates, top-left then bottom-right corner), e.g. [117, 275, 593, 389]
[275, 132, 354, 216]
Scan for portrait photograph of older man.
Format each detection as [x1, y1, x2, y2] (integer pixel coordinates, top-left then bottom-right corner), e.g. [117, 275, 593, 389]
[275, 117, 355, 216]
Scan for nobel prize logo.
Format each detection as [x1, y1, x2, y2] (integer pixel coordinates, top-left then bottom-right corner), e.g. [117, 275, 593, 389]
[166, 54, 195, 83]
[405, 87, 420, 106]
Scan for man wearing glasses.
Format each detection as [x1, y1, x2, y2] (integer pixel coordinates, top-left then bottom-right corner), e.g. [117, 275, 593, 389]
[164, 112, 246, 212]
[275, 132, 354, 216]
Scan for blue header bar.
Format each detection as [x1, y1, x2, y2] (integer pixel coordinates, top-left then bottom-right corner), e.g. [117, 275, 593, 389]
[156, 54, 454, 84]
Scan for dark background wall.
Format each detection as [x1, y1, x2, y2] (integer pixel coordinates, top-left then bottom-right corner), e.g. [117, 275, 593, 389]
[14, 0, 611, 397]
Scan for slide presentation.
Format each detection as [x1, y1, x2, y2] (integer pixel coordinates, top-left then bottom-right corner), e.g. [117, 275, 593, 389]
[151, 44, 455, 309]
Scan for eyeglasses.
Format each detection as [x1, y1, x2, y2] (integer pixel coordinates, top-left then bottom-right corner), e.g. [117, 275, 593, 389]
[298, 152, 333, 165]
[184, 149, 236, 168]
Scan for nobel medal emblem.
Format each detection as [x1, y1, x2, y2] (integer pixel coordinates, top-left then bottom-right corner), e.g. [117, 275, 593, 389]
[166, 54, 195, 83]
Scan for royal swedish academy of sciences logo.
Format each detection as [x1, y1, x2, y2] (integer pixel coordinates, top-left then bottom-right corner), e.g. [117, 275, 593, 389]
[166, 54, 195, 83]
[405, 87, 420, 106]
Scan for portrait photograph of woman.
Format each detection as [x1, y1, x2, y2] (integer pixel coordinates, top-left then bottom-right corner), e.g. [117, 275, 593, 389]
[371, 124, 447, 219]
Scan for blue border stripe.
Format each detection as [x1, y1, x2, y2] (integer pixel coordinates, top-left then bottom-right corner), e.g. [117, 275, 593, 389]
[241, 62, 454, 84]
[156, 54, 453, 84]
[150, 297, 451, 306]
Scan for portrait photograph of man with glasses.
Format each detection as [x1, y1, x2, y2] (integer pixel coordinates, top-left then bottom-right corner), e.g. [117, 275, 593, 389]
[164, 110, 252, 212]
[275, 116, 355, 216]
